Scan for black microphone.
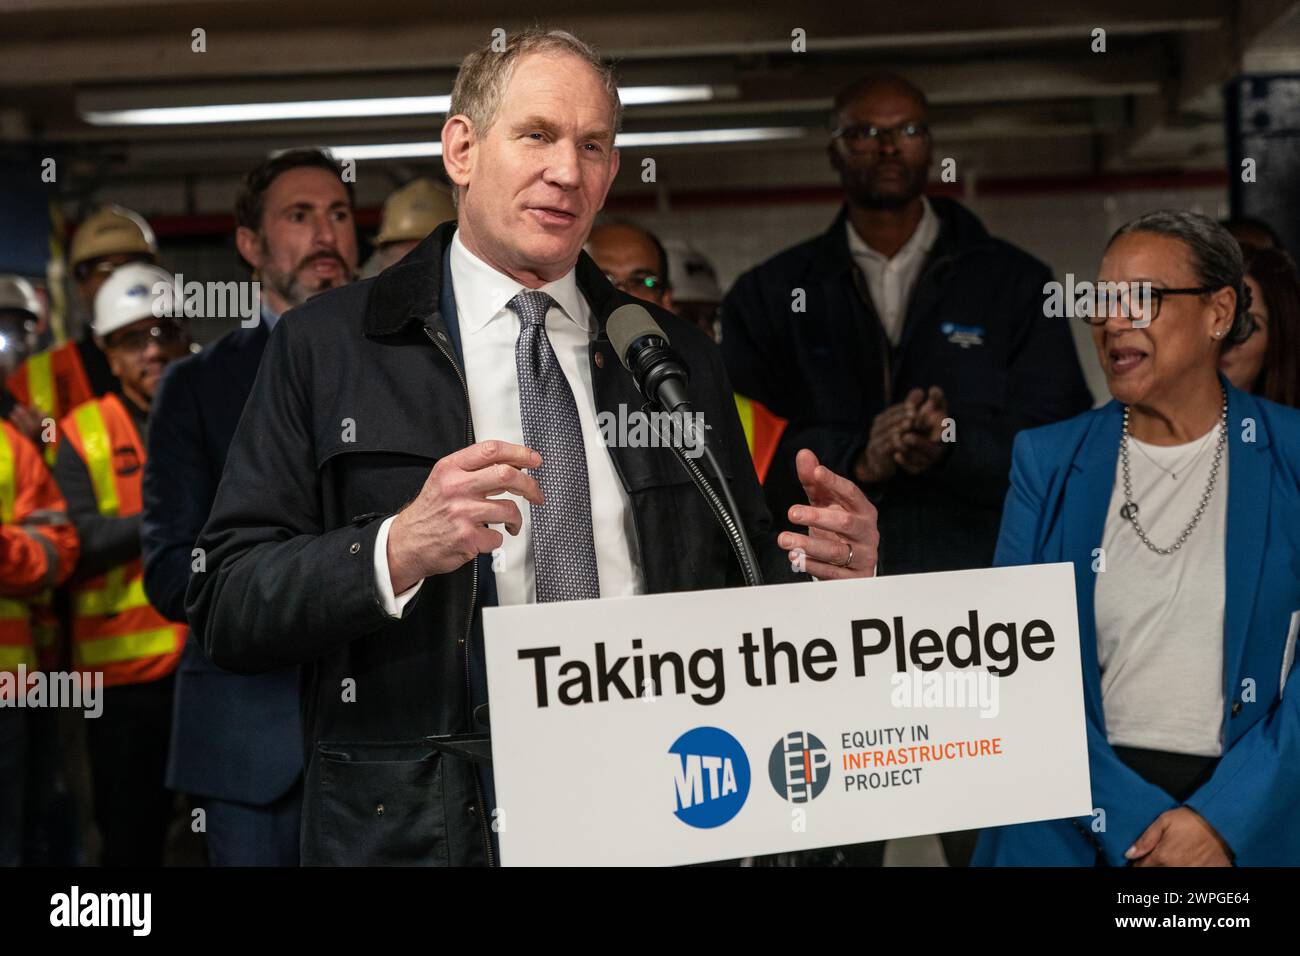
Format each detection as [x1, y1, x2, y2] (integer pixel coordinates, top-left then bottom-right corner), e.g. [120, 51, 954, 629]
[605, 302, 764, 587]
[606, 304, 692, 414]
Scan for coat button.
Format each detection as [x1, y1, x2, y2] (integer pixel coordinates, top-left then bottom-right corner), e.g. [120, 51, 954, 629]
[349, 541, 361, 555]
[1231, 701, 1242, 717]
[376, 804, 385, 816]
[467, 804, 477, 817]
[594, 351, 605, 369]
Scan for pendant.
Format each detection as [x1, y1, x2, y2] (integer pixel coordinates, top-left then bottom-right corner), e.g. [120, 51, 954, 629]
[1120, 502, 1139, 520]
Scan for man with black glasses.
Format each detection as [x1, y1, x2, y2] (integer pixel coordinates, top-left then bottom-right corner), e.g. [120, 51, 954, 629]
[720, 73, 1091, 865]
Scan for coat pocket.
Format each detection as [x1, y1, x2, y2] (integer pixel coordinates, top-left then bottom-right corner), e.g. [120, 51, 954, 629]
[312, 739, 451, 866]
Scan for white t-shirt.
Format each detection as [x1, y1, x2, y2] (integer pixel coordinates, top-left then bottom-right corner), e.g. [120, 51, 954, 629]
[1094, 424, 1227, 757]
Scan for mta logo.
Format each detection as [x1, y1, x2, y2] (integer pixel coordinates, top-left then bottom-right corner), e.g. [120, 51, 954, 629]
[669, 726, 750, 829]
[768, 730, 831, 803]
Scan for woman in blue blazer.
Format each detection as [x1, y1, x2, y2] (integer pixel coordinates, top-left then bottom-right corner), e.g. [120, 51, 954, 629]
[974, 211, 1300, 866]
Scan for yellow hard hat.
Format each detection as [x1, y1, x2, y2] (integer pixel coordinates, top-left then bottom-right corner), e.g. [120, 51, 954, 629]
[375, 179, 455, 246]
[70, 204, 159, 270]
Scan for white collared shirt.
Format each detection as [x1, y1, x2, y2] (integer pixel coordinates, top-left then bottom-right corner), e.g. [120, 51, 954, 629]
[846, 196, 940, 346]
[374, 231, 644, 612]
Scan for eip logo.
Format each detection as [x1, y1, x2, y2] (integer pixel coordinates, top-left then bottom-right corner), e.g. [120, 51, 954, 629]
[769, 730, 831, 803]
[669, 726, 750, 829]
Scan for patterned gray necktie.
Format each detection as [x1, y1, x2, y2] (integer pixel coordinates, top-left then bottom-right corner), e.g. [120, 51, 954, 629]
[509, 290, 601, 602]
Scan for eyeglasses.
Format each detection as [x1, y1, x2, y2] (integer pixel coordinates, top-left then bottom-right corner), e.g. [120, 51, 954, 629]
[106, 321, 186, 353]
[1077, 284, 1225, 327]
[605, 272, 665, 296]
[831, 122, 929, 152]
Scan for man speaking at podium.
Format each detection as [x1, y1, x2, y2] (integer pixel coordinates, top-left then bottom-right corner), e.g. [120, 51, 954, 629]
[187, 28, 879, 866]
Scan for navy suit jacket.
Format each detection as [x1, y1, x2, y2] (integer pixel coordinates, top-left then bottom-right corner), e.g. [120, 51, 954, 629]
[143, 322, 303, 805]
[974, 379, 1300, 865]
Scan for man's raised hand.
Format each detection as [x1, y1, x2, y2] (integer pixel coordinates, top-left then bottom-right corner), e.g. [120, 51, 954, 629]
[386, 440, 543, 593]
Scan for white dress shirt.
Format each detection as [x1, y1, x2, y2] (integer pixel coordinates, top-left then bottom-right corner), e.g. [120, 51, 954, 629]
[374, 231, 645, 613]
[846, 197, 940, 346]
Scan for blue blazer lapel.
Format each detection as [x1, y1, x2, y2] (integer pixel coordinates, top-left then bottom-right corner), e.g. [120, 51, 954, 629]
[1223, 381, 1271, 699]
[1064, 400, 1123, 713]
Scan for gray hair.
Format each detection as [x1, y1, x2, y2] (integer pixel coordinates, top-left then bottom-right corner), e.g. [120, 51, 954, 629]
[448, 27, 621, 144]
[1108, 209, 1253, 347]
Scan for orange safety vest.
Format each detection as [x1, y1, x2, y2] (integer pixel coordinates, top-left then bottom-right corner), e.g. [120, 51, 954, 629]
[60, 393, 182, 687]
[7, 341, 94, 465]
[733, 394, 787, 485]
[0, 426, 37, 674]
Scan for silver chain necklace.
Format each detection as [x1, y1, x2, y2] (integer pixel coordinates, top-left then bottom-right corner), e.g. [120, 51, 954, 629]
[1129, 426, 1215, 480]
[1119, 390, 1227, 556]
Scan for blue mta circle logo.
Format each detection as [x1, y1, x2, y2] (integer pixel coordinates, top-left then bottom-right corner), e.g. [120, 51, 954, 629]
[769, 730, 831, 803]
[669, 726, 750, 829]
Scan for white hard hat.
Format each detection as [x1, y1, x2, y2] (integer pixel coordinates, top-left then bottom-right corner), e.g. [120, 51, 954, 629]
[92, 263, 176, 339]
[664, 240, 721, 304]
[0, 274, 41, 319]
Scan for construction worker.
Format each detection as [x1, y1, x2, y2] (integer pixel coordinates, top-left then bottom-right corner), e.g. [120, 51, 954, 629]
[0, 275, 45, 442]
[0, 274, 81, 866]
[587, 224, 788, 483]
[7, 205, 157, 452]
[665, 241, 788, 485]
[0, 418, 79, 866]
[359, 177, 456, 278]
[54, 261, 188, 866]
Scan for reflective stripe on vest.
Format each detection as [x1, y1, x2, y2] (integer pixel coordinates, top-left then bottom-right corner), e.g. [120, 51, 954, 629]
[735, 393, 757, 453]
[27, 350, 55, 422]
[73, 573, 147, 617]
[733, 393, 785, 485]
[72, 400, 120, 517]
[0, 427, 38, 673]
[68, 396, 181, 685]
[0, 593, 35, 672]
[0, 642, 37, 672]
[75, 627, 178, 668]
[0, 426, 13, 524]
[70, 402, 128, 614]
[0, 596, 28, 620]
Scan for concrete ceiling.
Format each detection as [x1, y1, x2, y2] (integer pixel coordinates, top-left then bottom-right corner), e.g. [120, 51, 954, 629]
[2, 0, 1298, 214]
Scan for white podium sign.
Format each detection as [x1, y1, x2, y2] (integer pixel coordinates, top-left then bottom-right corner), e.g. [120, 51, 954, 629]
[484, 563, 1090, 866]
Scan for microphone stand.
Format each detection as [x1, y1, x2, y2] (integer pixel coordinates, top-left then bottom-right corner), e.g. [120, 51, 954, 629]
[649, 405, 764, 588]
